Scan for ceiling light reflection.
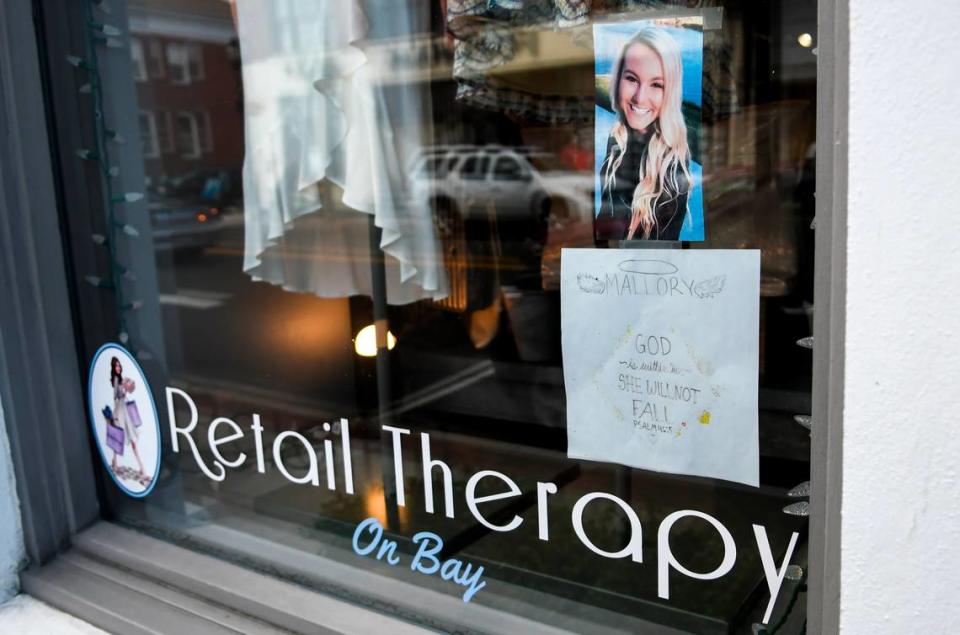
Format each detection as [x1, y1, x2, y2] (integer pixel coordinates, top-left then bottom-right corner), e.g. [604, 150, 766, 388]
[354, 324, 397, 357]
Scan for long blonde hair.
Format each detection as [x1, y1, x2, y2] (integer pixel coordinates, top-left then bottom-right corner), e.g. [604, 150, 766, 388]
[602, 27, 692, 239]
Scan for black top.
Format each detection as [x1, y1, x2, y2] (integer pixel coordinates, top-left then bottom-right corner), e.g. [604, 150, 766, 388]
[595, 130, 689, 241]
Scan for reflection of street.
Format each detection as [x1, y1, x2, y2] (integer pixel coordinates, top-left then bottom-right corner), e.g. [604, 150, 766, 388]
[151, 206, 245, 252]
[159, 288, 230, 310]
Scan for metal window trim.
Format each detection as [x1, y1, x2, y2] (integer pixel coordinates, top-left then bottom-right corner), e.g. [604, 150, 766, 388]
[806, 0, 848, 632]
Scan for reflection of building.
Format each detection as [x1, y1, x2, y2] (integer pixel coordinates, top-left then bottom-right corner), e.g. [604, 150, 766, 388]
[128, 0, 243, 188]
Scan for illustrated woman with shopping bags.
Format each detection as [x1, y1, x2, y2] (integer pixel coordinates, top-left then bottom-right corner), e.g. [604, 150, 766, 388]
[106, 356, 146, 478]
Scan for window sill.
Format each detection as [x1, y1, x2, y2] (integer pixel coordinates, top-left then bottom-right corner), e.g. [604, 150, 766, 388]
[20, 522, 434, 635]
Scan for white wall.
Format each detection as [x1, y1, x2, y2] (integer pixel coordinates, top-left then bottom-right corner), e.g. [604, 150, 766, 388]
[842, 0, 960, 631]
[0, 396, 25, 600]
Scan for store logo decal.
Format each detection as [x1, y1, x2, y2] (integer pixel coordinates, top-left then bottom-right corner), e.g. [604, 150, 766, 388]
[87, 343, 161, 498]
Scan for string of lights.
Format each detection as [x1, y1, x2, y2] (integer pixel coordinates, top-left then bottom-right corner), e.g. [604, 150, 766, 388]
[69, 0, 145, 356]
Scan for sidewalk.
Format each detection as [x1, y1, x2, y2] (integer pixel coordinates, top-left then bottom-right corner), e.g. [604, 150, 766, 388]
[0, 595, 107, 634]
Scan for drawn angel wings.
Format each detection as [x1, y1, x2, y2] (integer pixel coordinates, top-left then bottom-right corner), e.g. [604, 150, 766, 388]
[693, 274, 726, 299]
[577, 273, 605, 294]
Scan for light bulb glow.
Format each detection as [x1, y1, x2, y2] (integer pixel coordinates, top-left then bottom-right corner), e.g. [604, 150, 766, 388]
[354, 324, 396, 357]
[797, 33, 813, 48]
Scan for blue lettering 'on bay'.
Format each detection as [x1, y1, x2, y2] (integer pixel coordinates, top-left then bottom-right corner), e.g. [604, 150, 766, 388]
[351, 517, 487, 602]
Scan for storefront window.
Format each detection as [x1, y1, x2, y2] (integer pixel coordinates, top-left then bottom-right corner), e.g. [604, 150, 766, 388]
[57, 0, 817, 632]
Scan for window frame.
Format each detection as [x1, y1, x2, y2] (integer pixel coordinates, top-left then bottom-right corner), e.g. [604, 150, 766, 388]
[0, 0, 848, 632]
[129, 36, 147, 82]
[138, 110, 160, 158]
[459, 152, 490, 180]
[175, 111, 202, 159]
[805, 0, 847, 631]
[146, 38, 165, 79]
[165, 41, 203, 85]
[156, 109, 174, 154]
[491, 154, 530, 181]
[195, 109, 213, 153]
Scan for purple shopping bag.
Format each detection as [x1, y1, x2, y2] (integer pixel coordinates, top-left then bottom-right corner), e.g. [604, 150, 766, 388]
[106, 421, 125, 455]
[125, 400, 143, 428]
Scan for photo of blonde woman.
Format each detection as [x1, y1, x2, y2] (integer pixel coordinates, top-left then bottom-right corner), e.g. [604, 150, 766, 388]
[594, 19, 704, 241]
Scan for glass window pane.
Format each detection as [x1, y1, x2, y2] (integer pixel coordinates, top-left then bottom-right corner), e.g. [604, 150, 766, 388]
[58, 1, 818, 632]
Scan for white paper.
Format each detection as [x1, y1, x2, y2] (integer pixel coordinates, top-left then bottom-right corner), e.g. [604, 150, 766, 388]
[561, 248, 760, 486]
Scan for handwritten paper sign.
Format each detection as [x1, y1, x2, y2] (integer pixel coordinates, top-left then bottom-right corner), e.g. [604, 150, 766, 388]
[561, 249, 760, 486]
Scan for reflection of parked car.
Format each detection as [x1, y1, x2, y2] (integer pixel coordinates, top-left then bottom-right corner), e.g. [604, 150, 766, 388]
[148, 168, 241, 251]
[411, 145, 595, 294]
[410, 145, 592, 224]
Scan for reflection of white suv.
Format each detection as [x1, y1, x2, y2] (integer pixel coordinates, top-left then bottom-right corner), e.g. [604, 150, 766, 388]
[410, 145, 592, 223]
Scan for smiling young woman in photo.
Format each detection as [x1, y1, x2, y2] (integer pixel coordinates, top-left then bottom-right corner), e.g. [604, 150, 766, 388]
[597, 27, 693, 241]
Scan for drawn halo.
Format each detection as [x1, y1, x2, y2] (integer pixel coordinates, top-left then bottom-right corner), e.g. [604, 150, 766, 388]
[618, 259, 679, 276]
